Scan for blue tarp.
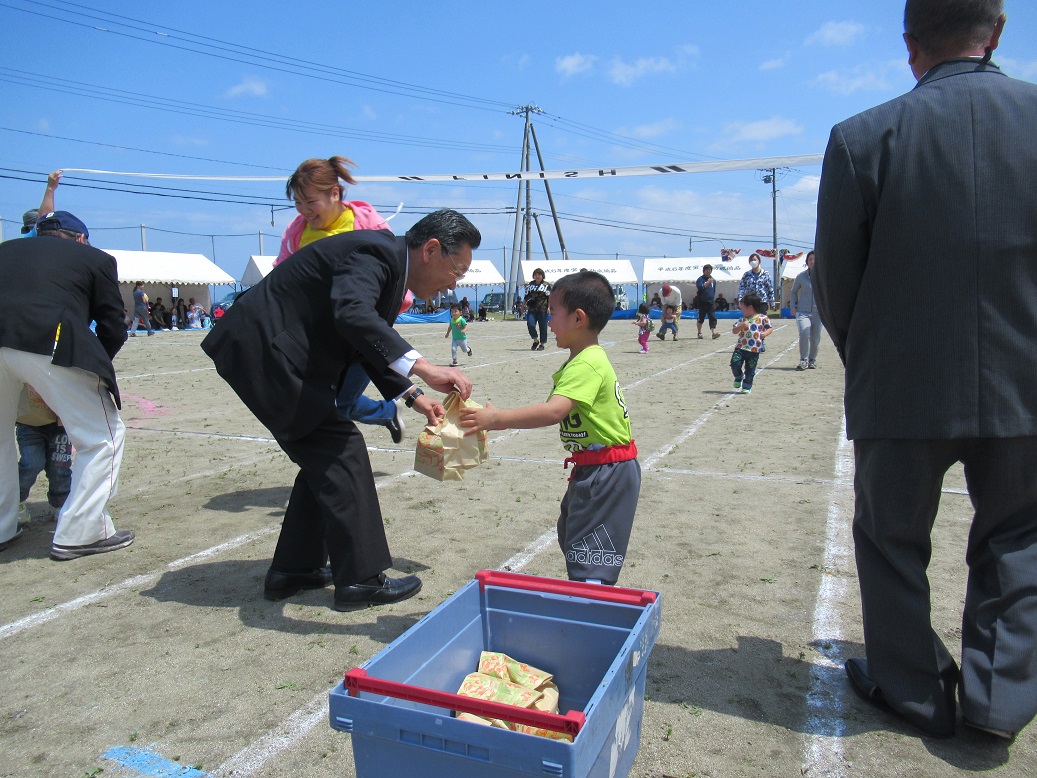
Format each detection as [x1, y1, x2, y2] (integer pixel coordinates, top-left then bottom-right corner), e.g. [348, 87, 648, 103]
[396, 311, 451, 324]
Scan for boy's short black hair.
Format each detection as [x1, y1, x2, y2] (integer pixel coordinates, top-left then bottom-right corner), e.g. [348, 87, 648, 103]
[741, 293, 762, 312]
[551, 270, 614, 331]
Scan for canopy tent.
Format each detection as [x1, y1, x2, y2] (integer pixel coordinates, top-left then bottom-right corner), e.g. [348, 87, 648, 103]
[643, 256, 793, 310]
[104, 249, 235, 314]
[519, 259, 638, 285]
[241, 255, 276, 286]
[456, 260, 505, 286]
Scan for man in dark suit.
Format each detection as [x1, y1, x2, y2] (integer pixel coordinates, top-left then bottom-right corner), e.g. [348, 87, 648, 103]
[815, 0, 1037, 740]
[0, 211, 134, 559]
[202, 209, 479, 610]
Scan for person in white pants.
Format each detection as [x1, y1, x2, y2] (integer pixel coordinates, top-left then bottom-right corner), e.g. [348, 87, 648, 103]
[0, 210, 133, 559]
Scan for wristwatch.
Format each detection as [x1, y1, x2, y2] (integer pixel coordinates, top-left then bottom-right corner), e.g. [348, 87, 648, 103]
[404, 387, 424, 408]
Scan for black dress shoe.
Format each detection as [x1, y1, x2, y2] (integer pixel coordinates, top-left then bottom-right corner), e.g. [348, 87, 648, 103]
[334, 574, 422, 610]
[263, 567, 334, 601]
[845, 658, 954, 738]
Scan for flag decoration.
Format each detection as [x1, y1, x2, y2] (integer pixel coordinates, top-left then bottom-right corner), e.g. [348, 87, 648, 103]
[720, 248, 741, 261]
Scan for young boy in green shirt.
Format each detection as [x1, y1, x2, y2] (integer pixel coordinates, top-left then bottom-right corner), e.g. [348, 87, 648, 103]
[445, 303, 473, 366]
[459, 271, 640, 584]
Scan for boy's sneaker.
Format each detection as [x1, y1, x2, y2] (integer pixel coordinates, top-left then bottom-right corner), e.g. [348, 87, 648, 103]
[387, 400, 405, 444]
[531, 340, 539, 351]
[656, 332, 664, 340]
[537, 344, 545, 350]
[467, 346, 473, 356]
[741, 386, 752, 395]
[808, 360, 817, 369]
[17, 502, 31, 524]
[451, 360, 458, 366]
[50, 529, 135, 560]
[797, 360, 808, 371]
[733, 380, 742, 390]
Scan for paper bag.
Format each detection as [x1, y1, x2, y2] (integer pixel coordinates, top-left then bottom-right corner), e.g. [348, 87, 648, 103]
[413, 391, 488, 481]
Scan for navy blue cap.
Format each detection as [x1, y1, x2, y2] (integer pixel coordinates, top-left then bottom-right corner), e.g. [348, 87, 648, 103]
[36, 210, 89, 239]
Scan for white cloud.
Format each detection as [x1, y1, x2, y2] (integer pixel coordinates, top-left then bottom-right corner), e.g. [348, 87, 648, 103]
[223, 76, 269, 98]
[555, 53, 597, 77]
[806, 21, 867, 47]
[625, 118, 680, 139]
[760, 58, 785, 71]
[721, 117, 804, 146]
[37, 118, 50, 132]
[609, 56, 677, 86]
[998, 56, 1037, 82]
[361, 105, 377, 120]
[814, 66, 892, 95]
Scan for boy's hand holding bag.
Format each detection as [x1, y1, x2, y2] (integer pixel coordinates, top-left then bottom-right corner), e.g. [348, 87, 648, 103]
[414, 391, 488, 481]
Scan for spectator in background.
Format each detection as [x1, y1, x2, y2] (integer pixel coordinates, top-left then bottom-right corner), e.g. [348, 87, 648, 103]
[130, 282, 152, 337]
[149, 297, 170, 330]
[524, 268, 551, 351]
[695, 264, 721, 340]
[715, 293, 730, 312]
[737, 253, 774, 310]
[790, 251, 822, 370]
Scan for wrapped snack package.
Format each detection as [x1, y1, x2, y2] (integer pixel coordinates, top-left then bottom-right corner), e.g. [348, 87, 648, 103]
[414, 391, 488, 481]
[455, 653, 573, 742]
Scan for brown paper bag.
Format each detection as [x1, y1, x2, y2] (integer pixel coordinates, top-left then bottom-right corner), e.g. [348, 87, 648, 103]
[414, 391, 488, 481]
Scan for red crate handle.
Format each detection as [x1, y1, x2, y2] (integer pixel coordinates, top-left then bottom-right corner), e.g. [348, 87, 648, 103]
[476, 569, 657, 606]
[345, 668, 587, 737]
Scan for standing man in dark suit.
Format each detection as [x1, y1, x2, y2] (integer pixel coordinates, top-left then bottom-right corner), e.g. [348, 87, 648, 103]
[0, 211, 134, 558]
[202, 209, 479, 610]
[814, 0, 1037, 740]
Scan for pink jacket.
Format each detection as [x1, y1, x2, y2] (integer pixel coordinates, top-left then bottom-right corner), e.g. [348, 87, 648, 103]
[275, 200, 389, 265]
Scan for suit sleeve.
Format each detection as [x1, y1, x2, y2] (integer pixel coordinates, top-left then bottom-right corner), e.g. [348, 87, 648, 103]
[329, 245, 412, 373]
[92, 252, 129, 359]
[814, 124, 870, 363]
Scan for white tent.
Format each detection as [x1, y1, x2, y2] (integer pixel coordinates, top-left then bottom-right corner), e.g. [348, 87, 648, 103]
[104, 249, 235, 313]
[643, 256, 786, 310]
[519, 259, 638, 285]
[241, 255, 277, 286]
[456, 260, 505, 286]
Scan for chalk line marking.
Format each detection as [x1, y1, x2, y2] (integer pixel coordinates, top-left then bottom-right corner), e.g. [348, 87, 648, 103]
[643, 341, 798, 469]
[801, 417, 854, 776]
[212, 527, 559, 778]
[0, 472, 413, 642]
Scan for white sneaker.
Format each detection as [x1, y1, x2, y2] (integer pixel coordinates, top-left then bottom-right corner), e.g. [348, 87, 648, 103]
[17, 502, 31, 524]
[796, 360, 808, 371]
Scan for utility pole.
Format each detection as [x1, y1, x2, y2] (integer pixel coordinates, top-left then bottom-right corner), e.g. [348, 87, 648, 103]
[258, 231, 264, 256]
[762, 168, 779, 309]
[140, 224, 147, 251]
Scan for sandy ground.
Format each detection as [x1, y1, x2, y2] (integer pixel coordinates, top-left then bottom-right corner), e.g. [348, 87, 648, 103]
[1, 316, 1033, 778]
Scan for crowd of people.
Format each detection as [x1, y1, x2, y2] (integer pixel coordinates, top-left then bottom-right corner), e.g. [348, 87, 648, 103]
[1, 0, 1035, 747]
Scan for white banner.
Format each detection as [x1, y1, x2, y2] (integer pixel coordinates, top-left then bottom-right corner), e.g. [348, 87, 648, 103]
[61, 153, 823, 183]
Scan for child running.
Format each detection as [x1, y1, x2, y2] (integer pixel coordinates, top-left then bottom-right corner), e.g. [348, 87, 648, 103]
[730, 292, 772, 395]
[445, 303, 473, 366]
[657, 304, 678, 341]
[459, 271, 640, 585]
[632, 302, 653, 353]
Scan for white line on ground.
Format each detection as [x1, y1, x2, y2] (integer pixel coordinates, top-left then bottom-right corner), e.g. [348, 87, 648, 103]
[801, 418, 855, 776]
[642, 341, 799, 469]
[212, 524, 561, 777]
[0, 472, 413, 642]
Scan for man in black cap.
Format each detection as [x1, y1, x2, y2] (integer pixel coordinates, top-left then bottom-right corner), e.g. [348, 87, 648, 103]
[0, 210, 134, 558]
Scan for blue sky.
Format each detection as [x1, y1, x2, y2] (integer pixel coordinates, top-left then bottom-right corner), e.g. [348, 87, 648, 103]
[2, 0, 1035, 286]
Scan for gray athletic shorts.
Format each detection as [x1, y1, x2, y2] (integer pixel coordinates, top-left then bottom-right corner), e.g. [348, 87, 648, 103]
[557, 457, 641, 584]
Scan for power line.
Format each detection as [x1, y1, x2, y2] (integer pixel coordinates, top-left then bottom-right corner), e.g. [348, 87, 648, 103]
[3, 0, 514, 113]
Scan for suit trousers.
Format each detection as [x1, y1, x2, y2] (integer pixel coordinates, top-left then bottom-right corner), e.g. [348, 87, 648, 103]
[273, 409, 393, 587]
[853, 437, 1037, 735]
[0, 348, 123, 547]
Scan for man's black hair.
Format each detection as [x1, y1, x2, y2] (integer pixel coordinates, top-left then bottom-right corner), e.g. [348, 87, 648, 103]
[405, 209, 482, 256]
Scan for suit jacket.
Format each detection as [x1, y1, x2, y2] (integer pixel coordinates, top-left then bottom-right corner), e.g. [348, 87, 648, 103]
[814, 60, 1037, 440]
[0, 236, 127, 407]
[201, 230, 413, 441]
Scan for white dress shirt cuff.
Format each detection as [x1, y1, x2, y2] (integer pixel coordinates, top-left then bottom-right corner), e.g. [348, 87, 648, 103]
[390, 349, 421, 379]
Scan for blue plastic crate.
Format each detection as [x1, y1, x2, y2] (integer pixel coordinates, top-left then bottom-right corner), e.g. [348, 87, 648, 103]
[329, 570, 662, 778]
